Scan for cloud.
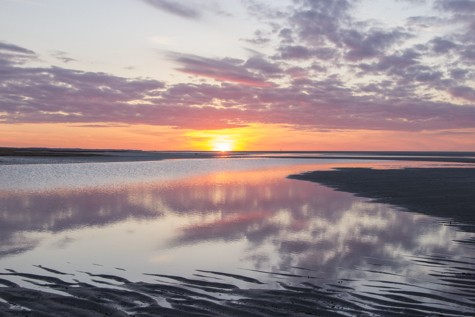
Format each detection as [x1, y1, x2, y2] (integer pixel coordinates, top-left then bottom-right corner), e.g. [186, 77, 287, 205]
[171, 53, 275, 87]
[278, 45, 313, 60]
[0, 41, 37, 66]
[0, 41, 35, 55]
[141, 0, 201, 19]
[341, 28, 411, 61]
[243, 56, 282, 76]
[290, 0, 354, 45]
[429, 37, 458, 53]
[51, 51, 77, 64]
[461, 44, 475, 60]
[433, 1, 475, 44]
[405, 15, 444, 29]
[243, 30, 271, 45]
[435, 0, 475, 13]
[1, 43, 475, 132]
[358, 49, 420, 73]
[2, 0, 475, 138]
[449, 86, 475, 102]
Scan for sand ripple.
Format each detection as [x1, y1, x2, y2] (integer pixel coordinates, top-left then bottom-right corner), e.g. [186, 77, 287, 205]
[1, 251, 475, 317]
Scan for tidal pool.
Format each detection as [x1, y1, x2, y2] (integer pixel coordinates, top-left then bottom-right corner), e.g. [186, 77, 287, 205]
[0, 158, 474, 316]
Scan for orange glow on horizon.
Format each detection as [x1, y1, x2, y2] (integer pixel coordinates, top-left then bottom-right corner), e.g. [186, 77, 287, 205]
[0, 123, 475, 151]
[186, 128, 251, 151]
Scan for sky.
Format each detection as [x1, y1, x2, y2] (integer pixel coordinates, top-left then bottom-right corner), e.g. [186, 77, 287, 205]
[0, 0, 474, 151]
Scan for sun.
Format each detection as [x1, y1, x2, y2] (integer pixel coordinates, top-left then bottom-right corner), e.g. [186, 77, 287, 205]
[211, 135, 235, 152]
[212, 141, 233, 152]
[186, 130, 244, 152]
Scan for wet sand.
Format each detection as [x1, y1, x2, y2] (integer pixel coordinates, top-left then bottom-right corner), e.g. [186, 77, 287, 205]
[1, 259, 475, 317]
[289, 167, 475, 232]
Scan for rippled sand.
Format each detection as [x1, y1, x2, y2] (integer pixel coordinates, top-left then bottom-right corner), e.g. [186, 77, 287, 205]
[1, 252, 475, 317]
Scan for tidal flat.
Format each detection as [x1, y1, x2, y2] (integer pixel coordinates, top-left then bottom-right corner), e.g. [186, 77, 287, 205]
[0, 150, 474, 316]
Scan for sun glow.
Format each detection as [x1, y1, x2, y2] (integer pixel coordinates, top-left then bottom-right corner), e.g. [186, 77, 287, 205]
[186, 128, 252, 151]
[212, 138, 234, 152]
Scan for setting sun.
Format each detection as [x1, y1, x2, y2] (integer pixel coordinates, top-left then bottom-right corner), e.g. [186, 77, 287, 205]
[213, 143, 232, 152]
[212, 141, 232, 152]
[186, 128, 251, 151]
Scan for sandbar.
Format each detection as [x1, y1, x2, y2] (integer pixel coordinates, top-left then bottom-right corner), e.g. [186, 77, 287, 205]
[289, 167, 475, 232]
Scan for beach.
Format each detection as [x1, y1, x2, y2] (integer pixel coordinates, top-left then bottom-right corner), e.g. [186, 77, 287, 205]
[0, 151, 475, 316]
[289, 167, 475, 232]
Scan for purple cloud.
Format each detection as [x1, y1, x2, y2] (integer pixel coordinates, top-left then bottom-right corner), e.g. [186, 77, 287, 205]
[430, 37, 458, 53]
[449, 86, 475, 102]
[171, 53, 275, 87]
[0, 41, 37, 66]
[435, 0, 475, 12]
[278, 45, 313, 60]
[358, 49, 420, 73]
[461, 44, 475, 60]
[0, 42, 35, 55]
[4, 0, 475, 143]
[243, 56, 282, 76]
[342, 29, 411, 61]
[1, 49, 475, 132]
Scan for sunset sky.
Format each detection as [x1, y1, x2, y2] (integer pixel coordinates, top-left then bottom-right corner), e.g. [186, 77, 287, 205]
[1, 0, 474, 151]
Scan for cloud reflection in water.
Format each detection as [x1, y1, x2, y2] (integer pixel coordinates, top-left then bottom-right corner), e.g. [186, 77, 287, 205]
[0, 161, 472, 285]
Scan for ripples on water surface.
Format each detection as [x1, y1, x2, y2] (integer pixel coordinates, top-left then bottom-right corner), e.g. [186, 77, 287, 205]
[0, 158, 474, 316]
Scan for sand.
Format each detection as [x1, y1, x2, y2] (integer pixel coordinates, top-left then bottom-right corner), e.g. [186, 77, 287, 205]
[289, 167, 475, 232]
[1, 262, 475, 317]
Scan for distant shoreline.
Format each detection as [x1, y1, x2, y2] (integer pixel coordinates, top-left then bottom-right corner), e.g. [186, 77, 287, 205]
[2, 147, 475, 165]
[0, 148, 227, 165]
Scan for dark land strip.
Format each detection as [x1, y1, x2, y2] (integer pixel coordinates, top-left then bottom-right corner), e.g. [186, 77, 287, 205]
[0, 148, 225, 165]
[259, 155, 475, 163]
[2, 148, 475, 165]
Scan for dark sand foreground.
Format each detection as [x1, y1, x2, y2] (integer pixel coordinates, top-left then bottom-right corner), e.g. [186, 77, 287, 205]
[1, 261, 475, 317]
[289, 167, 475, 232]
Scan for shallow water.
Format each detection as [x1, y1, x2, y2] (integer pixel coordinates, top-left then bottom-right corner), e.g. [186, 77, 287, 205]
[0, 158, 474, 315]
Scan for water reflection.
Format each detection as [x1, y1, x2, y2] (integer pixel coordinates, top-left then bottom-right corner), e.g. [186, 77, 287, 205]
[159, 168, 467, 281]
[0, 160, 472, 287]
[0, 188, 161, 256]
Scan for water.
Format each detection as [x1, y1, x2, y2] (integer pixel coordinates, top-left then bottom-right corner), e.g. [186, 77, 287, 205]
[0, 158, 474, 315]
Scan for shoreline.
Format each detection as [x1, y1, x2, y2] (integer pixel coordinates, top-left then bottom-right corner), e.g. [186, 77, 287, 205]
[0, 148, 227, 165]
[289, 167, 475, 232]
